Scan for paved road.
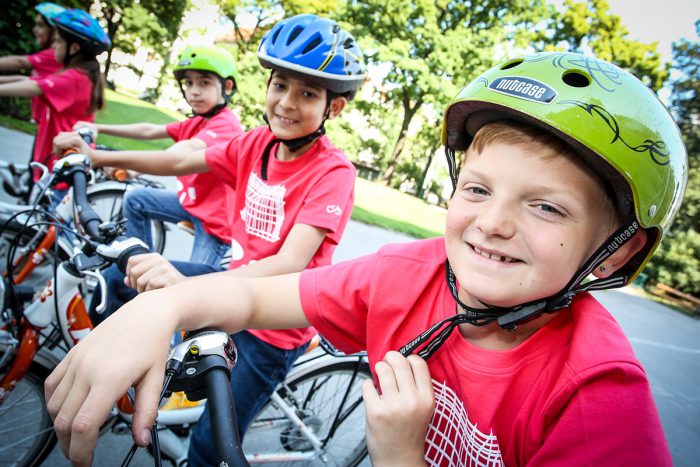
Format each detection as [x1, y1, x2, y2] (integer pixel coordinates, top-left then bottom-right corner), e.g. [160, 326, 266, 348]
[1, 126, 698, 466]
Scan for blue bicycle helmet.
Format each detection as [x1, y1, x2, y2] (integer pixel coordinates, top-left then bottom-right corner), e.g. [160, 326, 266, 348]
[53, 9, 111, 56]
[35, 2, 66, 26]
[258, 14, 365, 99]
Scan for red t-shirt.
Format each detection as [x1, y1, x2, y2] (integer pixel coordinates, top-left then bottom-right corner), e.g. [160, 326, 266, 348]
[165, 108, 243, 243]
[31, 68, 94, 173]
[205, 126, 356, 349]
[27, 48, 61, 123]
[300, 238, 672, 466]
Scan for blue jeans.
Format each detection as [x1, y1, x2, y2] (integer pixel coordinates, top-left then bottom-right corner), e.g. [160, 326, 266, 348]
[187, 331, 310, 467]
[123, 187, 230, 266]
[88, 260, 221, 325]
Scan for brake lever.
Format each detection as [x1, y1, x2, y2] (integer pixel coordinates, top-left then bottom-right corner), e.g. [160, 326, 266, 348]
[81, 269, 107, 314]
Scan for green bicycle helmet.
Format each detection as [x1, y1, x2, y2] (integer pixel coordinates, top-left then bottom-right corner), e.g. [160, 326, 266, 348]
[173, 46, 239, 117]
[434, 51, 687, 334]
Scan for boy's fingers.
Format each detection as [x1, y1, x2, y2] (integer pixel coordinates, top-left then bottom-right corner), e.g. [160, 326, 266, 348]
[67, 389, 117, 465]
[406, 354, 432, 387]
[384, 351, 419, 393]
[45, 351, 73, 407]
[50, 378, 90, 459]
[373, 360, 398, 396]
[130, 370, 164, 446]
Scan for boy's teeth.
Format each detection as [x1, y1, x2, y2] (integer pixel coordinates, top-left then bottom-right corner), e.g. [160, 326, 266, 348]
[473, 246, 515, 262]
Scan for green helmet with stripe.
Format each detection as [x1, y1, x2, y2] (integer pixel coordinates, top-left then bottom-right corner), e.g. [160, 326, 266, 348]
[442, 52, 687, 285]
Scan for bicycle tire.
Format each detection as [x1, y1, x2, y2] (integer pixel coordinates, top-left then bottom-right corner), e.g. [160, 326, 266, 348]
[87, 185, 166, 254]
[0, 362, 57, 466]
[243, 359, 371, 466]
[0, 219, 70, 291]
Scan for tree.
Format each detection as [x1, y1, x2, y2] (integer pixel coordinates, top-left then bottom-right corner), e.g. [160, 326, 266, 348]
[96, 0, 186, 82]
[644, 24, 700, 296]
[545, 0, 669, 91]
[338, 0, 550, 186]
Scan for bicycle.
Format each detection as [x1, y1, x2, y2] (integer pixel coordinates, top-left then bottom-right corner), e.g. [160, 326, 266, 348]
[112, 334, 371, 466]
[0, 153, 370, 466]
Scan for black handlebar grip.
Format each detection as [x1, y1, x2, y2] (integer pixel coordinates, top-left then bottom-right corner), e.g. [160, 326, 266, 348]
[71, 170, 104, 241]
[116, 244, 151, 273]
[204, 364, 249, 466]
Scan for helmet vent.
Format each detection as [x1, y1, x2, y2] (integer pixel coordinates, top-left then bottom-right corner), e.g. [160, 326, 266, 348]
[302, 36, 322, 54]
[287, 26, 304, 45]
[500, 58, 524, 70]
[562, 71, 590, 88]
[343, 37, 355, 49]
[271, 27, 281, 45]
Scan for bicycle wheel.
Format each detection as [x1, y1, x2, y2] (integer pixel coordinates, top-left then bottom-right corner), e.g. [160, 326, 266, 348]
[87, 185, 166, 254]
[0, 219, 69, 291]
[243, 360, 371, 466]
[0, 362, 57, 466]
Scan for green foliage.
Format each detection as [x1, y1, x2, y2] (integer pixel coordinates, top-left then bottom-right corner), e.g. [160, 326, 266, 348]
[546, 0, 669, 91]
[338, 0, 549, 186]
[645, 24, 699, 296]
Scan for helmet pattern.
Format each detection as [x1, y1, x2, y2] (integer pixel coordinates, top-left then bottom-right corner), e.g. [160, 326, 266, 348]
[173, 46, 239, 87]
[442, 52, 687, 282]
[53, 9, 111, 55]
[35, 2, 66, 26]
[258, 14, 365, 98]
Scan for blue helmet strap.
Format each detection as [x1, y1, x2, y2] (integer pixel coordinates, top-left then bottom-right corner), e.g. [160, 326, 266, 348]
[399, 217, 638, 360]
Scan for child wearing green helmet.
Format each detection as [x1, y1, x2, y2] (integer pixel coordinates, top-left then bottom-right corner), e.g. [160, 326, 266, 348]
[50, 13, 365, 465]
[47, 51, 681, 464]
[73, 45, 244, 269]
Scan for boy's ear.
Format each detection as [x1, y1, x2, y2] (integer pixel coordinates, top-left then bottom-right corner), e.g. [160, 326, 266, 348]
[593, 229, 648, 279]
[69, 42, 81, 55]
[326, 95, 347, 120]
[224, 78, 235, 93]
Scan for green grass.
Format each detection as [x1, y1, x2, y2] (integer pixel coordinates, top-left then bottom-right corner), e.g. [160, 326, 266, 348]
[2, 91, 446, 239]
[93, 90, 183, 151]
[352, 177, 445, 239]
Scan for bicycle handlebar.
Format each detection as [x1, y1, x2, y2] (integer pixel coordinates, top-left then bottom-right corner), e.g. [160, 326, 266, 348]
[71, 169, 104, 242]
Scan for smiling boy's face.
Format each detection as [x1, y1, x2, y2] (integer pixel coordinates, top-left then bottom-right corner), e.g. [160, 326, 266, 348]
[445, 137, 616, 309]
[265, 71, 345, 142]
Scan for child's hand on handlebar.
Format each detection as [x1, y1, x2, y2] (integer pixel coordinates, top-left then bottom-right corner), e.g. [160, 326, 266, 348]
[362, 351, 434, 467]
[73, 121, 98, 139]
[44, 293, 178, 465]
[53, 131, 93, 160]
[125, 253, 186, 293]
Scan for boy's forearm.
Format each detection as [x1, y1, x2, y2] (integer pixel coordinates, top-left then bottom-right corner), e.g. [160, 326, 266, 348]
[0, 78, 41, 97]
[91, 147, 207, 175]
[159, 272, 309, 334]
[96, 123, 168, 140]
[0, 75, 28, 84]
[0, 55, 30, 71]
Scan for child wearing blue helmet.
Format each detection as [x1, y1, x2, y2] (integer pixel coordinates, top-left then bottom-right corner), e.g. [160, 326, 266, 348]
[52, 13, 365, 465]
[0, 8, 109, 192]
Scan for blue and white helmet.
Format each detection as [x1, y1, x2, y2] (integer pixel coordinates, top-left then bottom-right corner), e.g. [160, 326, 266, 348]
[35, 2, 66, 26]
[258, 14, 365, 99]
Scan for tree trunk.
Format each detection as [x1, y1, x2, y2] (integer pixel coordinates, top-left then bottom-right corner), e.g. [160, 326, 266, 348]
[382, 91, 422, 185]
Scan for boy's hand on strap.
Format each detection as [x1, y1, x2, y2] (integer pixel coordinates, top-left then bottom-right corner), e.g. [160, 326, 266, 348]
[45, 292, 175, 465]
[362, 351, 434, 467]
[53, 131, 93, 160]
[125, 253, 186, 293]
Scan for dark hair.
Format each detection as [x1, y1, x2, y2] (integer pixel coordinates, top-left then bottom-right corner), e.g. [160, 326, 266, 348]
[58, 28, 105, 113]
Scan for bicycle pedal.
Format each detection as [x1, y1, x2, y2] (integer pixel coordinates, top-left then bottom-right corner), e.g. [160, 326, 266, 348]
[160, 391, 203, 411]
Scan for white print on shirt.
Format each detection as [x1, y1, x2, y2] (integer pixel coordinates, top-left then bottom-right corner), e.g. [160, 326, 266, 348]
[424, 380, 503, 467]
[326, 204, 342, 215]
[188, 187, 197, 202]
[230, 238, 244, 261]
[240, 172, 286, 242]
[206, 130, 218, 139]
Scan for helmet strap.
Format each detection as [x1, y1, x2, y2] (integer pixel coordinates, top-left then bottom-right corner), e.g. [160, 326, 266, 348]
[399, 216, 639, 359]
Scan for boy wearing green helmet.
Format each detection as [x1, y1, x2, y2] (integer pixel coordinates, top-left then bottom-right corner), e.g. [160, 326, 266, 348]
[73, 45, 243, 268]
[48, 52, 680, 464]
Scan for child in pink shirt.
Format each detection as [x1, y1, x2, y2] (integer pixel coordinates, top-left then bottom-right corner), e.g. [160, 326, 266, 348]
[74, 46, 244, 266]
[0, 8, 109, 192]
[0, 3, 64, 125]
[47, 52, 683, 465]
